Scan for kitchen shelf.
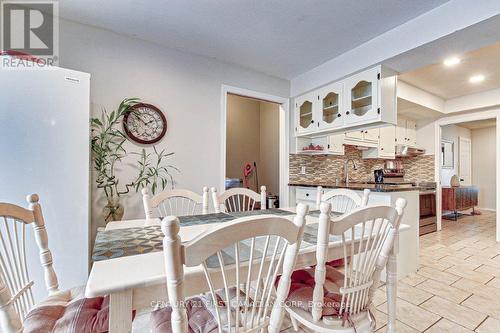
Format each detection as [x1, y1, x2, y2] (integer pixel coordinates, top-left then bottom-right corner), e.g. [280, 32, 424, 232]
[322, 104, 338, 110]
[298, 149, 327, 155]
[351, 95, 372, 107]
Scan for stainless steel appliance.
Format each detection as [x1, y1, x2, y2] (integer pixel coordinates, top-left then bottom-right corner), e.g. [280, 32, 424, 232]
[418, 182, 437, 235]
[395, 145, 425, 157]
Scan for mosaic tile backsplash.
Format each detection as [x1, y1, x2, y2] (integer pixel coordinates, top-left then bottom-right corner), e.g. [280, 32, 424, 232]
[290, 146, 435, 184]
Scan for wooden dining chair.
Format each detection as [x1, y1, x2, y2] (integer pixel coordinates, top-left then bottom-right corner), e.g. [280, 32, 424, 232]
[316, 186, 370, 214]
[142, 187, 210, 218]
[0, 195, 115, 332]
[286, 199, 406, 332]
[150, 204, 309, 333]
[211, 186, 266, 213]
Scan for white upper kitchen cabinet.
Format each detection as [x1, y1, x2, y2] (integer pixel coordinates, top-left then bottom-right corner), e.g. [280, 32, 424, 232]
[316, 82, 343, 130]
[294, 65, 397, 138]
[344, 67, 379, 126]
[406, 119, 417, 147]
[295, 92, 316, 134]
[327, 134, 345, 155]
[362, 125, 396, 159]
[396, 117, 417, 147]
[364, 128, 380, 142]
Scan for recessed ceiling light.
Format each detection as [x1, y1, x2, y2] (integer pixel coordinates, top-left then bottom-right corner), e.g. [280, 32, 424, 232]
[443, 57, 461, 67]
[469, 74, 485, 83]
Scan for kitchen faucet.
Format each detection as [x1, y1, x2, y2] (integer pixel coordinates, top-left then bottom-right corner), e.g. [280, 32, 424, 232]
[344, 159, 358, 186]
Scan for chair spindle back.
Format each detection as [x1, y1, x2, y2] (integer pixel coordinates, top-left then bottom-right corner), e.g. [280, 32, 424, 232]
[161, 204, 308, 333]
[0, 194, 59, 332]
[311, 199, 406, 322]
[211, 186, 266, 213]
[142, 187, 209, 218]
[316, 187, 370, 214]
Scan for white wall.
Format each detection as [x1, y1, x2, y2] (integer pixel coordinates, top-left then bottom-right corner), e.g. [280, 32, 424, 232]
[58, 19, 289, 233]
[472, 126, 496, 210]
[440, 124, 471, 186]
[259, 102, 280, 195]
[226, 95, 261, 191]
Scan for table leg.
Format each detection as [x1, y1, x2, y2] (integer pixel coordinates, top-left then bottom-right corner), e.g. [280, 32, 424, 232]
[386, 252, 397, 333]
[109, 290, 133, 333]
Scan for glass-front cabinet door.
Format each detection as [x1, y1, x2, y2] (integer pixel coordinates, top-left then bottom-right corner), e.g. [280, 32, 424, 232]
[295, 93, 315, 133]
[317, 82, 343, 130]
[344, 67, 379, 125]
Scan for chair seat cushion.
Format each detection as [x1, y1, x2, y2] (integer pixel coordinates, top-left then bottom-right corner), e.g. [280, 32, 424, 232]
[280, 266, 345, 317]
[150, 289, 249, 333]
[23, 286, 112, 333]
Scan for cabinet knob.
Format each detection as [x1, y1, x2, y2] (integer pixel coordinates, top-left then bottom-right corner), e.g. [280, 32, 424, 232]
[337, 114, 341, 118]
[305, 193, 309, 197]
[365, 131, 368, 133]
[346, 111, 350, 115]
[311, 120, 314, 124]
[381, 148, 384, 150]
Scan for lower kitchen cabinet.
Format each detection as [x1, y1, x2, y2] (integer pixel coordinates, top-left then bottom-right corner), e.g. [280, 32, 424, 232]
[295, 186, 319, 209]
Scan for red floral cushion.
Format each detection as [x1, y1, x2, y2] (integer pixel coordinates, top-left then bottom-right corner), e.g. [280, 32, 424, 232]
[23, 287, 134, 333]
[277, 266, 345, 317]
[23, 287, 109, 333]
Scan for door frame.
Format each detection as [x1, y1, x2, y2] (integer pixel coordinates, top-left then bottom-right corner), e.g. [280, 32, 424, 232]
[220, 85, 290, 206]
[458, 136, 472, 186]
[434, 109, 500, 242]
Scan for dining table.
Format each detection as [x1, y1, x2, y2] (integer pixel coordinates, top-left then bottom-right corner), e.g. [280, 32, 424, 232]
[86, 207, 407, 333]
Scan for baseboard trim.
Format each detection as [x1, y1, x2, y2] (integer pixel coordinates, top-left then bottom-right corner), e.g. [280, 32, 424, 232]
[476, 207, 496, 212]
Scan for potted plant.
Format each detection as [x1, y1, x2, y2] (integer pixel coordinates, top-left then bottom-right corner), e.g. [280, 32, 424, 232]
[91, 98, 178, 223]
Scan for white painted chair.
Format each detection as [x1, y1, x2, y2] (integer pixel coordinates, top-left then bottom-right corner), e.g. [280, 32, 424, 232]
[211, 186, 266, 213]
[287, 199, 406, 332]
[316, 186, 370, 214]
[152, 203, 309, 333]
[142, 187, 210, 218]
[0, 194, 59, 331]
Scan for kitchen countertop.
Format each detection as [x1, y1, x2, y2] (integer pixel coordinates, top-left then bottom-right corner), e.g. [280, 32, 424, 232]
[289, 181, 421, 192]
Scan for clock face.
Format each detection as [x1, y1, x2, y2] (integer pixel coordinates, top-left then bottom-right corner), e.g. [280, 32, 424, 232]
[123, 103, 167, 144]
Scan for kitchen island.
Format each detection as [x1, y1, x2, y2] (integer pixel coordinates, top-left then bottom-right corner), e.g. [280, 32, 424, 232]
[289, 182, 419, 279]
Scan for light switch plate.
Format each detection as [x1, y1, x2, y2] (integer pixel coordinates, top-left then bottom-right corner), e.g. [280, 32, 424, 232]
[300, 166, 306, 175]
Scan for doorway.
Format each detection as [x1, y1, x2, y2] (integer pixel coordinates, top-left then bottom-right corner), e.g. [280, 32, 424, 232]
[221, 86, 289, 206]
[435, 112, 499, 240]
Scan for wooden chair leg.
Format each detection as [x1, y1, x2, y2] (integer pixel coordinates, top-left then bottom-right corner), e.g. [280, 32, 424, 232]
[290, 316, 299, 331]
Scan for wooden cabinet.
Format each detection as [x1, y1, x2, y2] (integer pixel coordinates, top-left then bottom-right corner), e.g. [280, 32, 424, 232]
[364, 128, 379, 142]
[344, 128, 379, 147]
[327, 134, 345, 155]
[344, 130, 364, 141]
[344, 67, 379, 126]
[396, 117, 417, 147]
[442, 186, 478, 219]
[294, 65, 397, 138]
[317, 82, 343, 130]
[295, 93, 316, 134]
[362, 125, 396, 159]
[295, 187, 319, 210]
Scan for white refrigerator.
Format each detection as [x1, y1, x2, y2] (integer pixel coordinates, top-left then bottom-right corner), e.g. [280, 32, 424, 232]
[0, 61, 90, 301]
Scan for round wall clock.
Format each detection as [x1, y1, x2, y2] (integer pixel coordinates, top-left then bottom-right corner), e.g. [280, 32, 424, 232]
[123, 103, 167, 144]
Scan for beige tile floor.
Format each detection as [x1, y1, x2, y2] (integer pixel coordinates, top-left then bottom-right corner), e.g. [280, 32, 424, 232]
[134, 211, 500, 332]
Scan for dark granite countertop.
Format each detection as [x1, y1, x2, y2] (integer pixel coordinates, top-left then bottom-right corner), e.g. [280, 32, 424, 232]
[289, 181, 421, 192]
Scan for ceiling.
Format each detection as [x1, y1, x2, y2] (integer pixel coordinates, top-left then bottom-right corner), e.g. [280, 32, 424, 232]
[399, 41, 500, 99]
[57, 0, 449, 79]
[397, 98, 443, 120]
[457, 119, 496, 130]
